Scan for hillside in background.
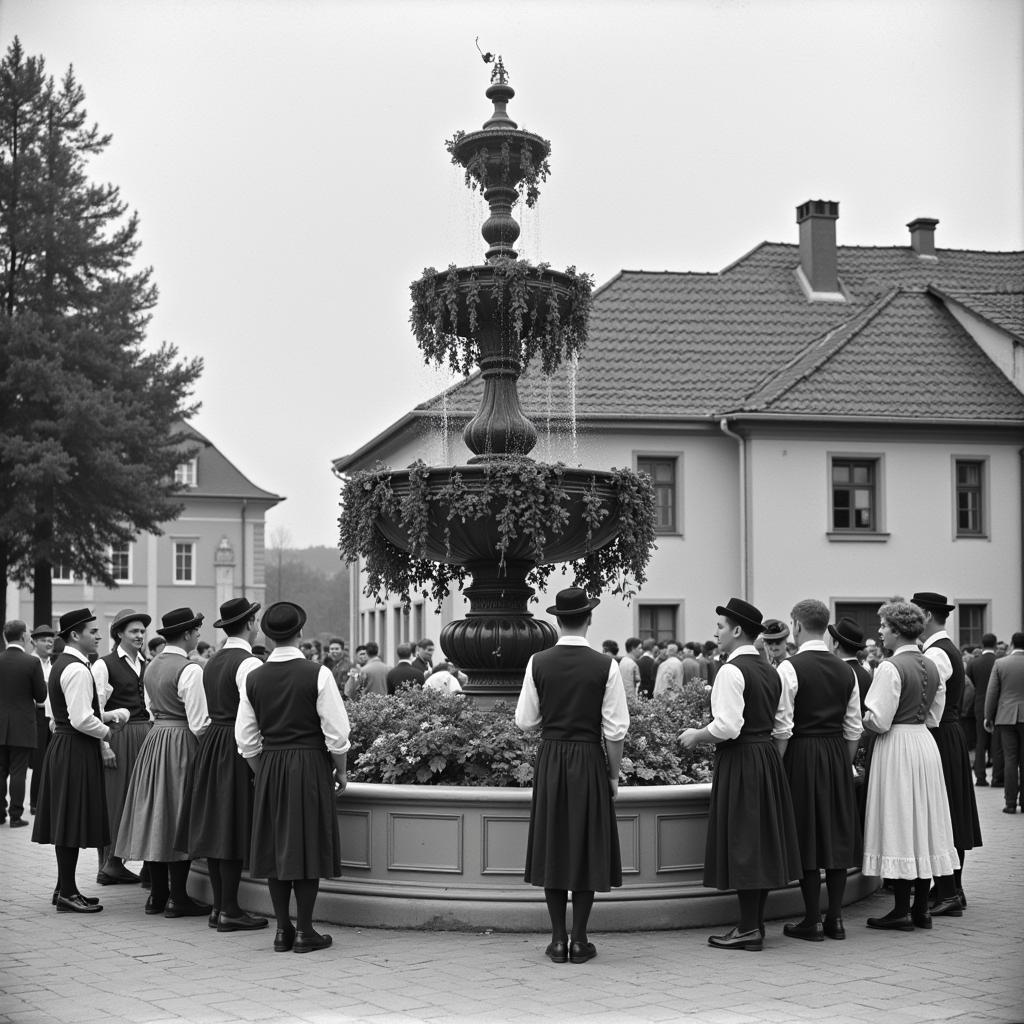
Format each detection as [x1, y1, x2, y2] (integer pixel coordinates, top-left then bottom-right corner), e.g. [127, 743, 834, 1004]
[265, 545, 351, 642]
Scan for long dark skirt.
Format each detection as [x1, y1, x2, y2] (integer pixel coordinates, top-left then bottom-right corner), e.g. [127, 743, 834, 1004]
[176, 723, 254, 862]
[524, 739, 621, 892]
[31, 730, 109, 849]
[103, 720, 152, 845]
[784, 734, 862, 869]
[929, 721, 982, 850]
[704, 739, 802, 890]
[249, 748, 341, 880]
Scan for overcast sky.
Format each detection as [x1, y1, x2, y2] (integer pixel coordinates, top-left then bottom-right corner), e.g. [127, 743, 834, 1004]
[2, 0, 1021, 547]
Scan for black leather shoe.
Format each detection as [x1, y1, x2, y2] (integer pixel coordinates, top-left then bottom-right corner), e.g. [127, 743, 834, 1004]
[1003, 806, 1018, 814]
[274, 926, 296, 952]
[912, 912, 933, 929]
[97, 865, 140, 885]
[208, 907, 220, 928]
[545, 940, 568, 963]
[9, 818, 28, 828]
[783, 920, 825, 942]
[569, 941, 597, 964]
[930, 897, 963, 917]
[957, 889, 967, 909]
[52, 888, 99, 907]
[992, 777, 1004, 786]
[867, 913, 914, 931]
[293, 930, 332, 954]
[218, 911, 269, 932]
[708, 927, 762, 951]
[164, 897, 213, 919]
[975, 778, 988, 786]
[822, 916, 845, 940]
[56, 894, 103, 914]
[144, 896, 167, 915]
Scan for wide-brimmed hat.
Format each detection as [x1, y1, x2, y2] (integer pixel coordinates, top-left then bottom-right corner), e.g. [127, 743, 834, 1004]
[761, 619, 790, 642]
[156, 607, 205, 638]
[715, 597, 765, 637]
[261, 601, 307, 641]
[214, 597, 261, 630]
[828, 617, 866, 650]
[30, 624, 55, 639]
[546, 587, 601, 617]
[110, 608, 152, 639]
[911, 591, 955, 614]
[58, 608, 96, 638]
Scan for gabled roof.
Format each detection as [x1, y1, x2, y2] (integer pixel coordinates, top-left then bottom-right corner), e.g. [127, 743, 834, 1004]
[182, 424, 284, 504]
[926, 284, 1024, 342]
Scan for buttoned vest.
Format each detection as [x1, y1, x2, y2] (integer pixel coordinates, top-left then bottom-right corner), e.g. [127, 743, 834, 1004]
[531, 644, 611, 743]
[100, 651, 148, 722]
[888, 650, 940, 725]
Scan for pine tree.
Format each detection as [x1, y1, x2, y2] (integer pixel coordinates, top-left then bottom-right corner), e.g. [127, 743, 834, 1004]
[0, 38, 203, 623]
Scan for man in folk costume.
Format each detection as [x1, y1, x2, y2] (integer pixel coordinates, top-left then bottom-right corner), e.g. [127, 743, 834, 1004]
[115, 607, 212, 918]
[775, 600, 863, 942]
[681, 598, 801, 951]
[91, 608, 152, 886]
[27, 624, 55, 815]
[177, 597, 268, 933]
[913, 591, 982, 912]
[515, 588, 628, 965]
[31, 609, 129, 913]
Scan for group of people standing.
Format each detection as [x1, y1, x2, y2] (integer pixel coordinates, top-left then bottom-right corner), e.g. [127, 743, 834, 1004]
[21, 597, 350, 954]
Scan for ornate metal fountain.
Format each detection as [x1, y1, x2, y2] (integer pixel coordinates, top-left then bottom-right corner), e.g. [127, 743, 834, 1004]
[339, 59, 655, 700]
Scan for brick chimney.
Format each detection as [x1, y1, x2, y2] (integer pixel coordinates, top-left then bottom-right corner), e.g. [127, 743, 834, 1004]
[796, 199, 840, 294]
[907, 217, 939, 258]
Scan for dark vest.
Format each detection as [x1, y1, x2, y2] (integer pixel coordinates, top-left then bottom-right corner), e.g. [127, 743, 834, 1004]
[790, 650, 856, 738]
[203, 647, 252, 726]
[48, 651, 100, 731]
[889, 650, 940, 725]
[530, 643, 612, 743]
[930, 636, 965, 726]
[245, 659, 324, 751]
[845, 658, 874, 713]
[144, 651, 190, 720]
[100, 651, 148, 722]
[719, 653, 780, 748]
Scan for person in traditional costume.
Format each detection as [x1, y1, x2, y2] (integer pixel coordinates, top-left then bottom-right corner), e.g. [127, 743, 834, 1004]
[236, 602, 350, 953]
[515, 588, 629, 965]
[862, 601, 960, 931]
[177, 597, 268, 933]
[31, 609, 129, 913]
[114, 607, 211, 918]
[681, 597, 801, 951]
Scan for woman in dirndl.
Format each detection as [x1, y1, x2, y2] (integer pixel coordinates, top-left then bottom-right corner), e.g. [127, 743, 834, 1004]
[235, 602, 350, 954]
[862, 602, 959, 931]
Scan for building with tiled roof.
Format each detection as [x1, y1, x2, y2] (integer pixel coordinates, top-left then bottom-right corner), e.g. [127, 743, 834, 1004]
[5, 423, 283, 643]
[335, 202, 1024, 653]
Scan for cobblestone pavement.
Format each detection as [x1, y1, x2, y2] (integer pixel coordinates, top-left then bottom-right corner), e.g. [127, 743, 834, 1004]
[1, 783, 1021, 1024]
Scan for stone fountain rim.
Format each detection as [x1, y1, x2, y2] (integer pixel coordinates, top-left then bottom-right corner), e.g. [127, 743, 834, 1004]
[450, 126, 550, 155]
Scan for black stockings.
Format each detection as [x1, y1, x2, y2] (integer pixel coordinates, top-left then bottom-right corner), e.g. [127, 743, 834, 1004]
[207, 858, 243, 916]
[799, 868, 847, 922]
[55, 846, 80, 898]
[543, 888, 596, 944]
[736, 888, 765, 933]
[267, 878, 320, 933]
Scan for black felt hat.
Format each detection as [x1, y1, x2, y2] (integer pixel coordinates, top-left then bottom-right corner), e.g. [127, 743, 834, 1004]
[261, 602, 307, 641]
[761, 619, 790, 642]
[214, 597, 261, 630]
[828, 617, 866, 650]
[910, 591, 956, 614]
[715, 597, 766, 637]
[58, 608, 96, 638]
[30, 624, 55, 639]
[156, 607, 205, 637]
[110, 607, 152, 639]
[545, 587, 601, 617]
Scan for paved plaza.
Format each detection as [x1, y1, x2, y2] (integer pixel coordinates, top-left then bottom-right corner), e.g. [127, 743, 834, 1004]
[1, 784, 1021, 1024]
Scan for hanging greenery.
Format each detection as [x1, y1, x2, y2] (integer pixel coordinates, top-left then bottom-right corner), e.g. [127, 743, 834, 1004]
[338, 459, 657, 611]
[445, 130, 552, 208]
[409, 259, 593, 376]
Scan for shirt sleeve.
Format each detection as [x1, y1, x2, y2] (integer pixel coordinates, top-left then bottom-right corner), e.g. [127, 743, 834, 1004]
[317, 666, 351, 754]
[235, 678, 261, 758]
[62, 664, 110, 741]
[235, 656, 263, 698]
[926, 678, 946, 728]
[515, 656, 542, 731]
[91, 658, 111, 711]
[773, 660, 798, 740]
[706, 663, 745, 741]
[177, 662, 211, 736]
[842, 669, 863, 741]
[924, 646, 952, 685]
[602, 660, 630, 742]
[863, 661, 900, 734]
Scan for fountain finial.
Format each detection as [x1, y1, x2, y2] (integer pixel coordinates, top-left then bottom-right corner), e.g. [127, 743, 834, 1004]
[483, 56, 517, 130]
[491, 56, 508, 85]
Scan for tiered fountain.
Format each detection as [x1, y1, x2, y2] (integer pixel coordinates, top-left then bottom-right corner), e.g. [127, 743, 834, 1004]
[339, 58, 655, 699]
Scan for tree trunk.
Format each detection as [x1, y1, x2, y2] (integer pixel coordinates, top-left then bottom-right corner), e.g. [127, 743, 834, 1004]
[0, 542, 8, 622]
[32, 514, 53, 627]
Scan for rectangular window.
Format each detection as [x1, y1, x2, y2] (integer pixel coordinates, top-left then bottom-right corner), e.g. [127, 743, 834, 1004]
[831, 458, 877, 531]
[955, 460, 984, 537]
[957, 603, 987, 648]
[109, 542, 132, 583]
[173, 541, 196, 584]
[174, 458, 198, 488]
[637, 457, 677, 533]
[52, 562, 76, 584]
[413, 602, 425, 645]
[638, 604, 678, 644]
[833, 602, 886, 646]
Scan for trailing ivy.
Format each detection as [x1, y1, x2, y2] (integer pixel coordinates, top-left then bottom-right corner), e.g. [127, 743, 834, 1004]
[338, 458, 657, 610]
[445, 130, 552, 208]
[409, 258, 593, 377]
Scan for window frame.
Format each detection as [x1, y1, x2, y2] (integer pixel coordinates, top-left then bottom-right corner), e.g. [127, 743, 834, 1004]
[636, 602, 681, 644]
[952, 455, 989, 540]
[108, 541, 133, 584]
[172, 539, 197, 585]
[956, 601, 988, 649]
[827, 452, 888, 541]
[52, 561, 77, 584]
[635, 452, 682, 536]
[174, 458, 198, 488]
